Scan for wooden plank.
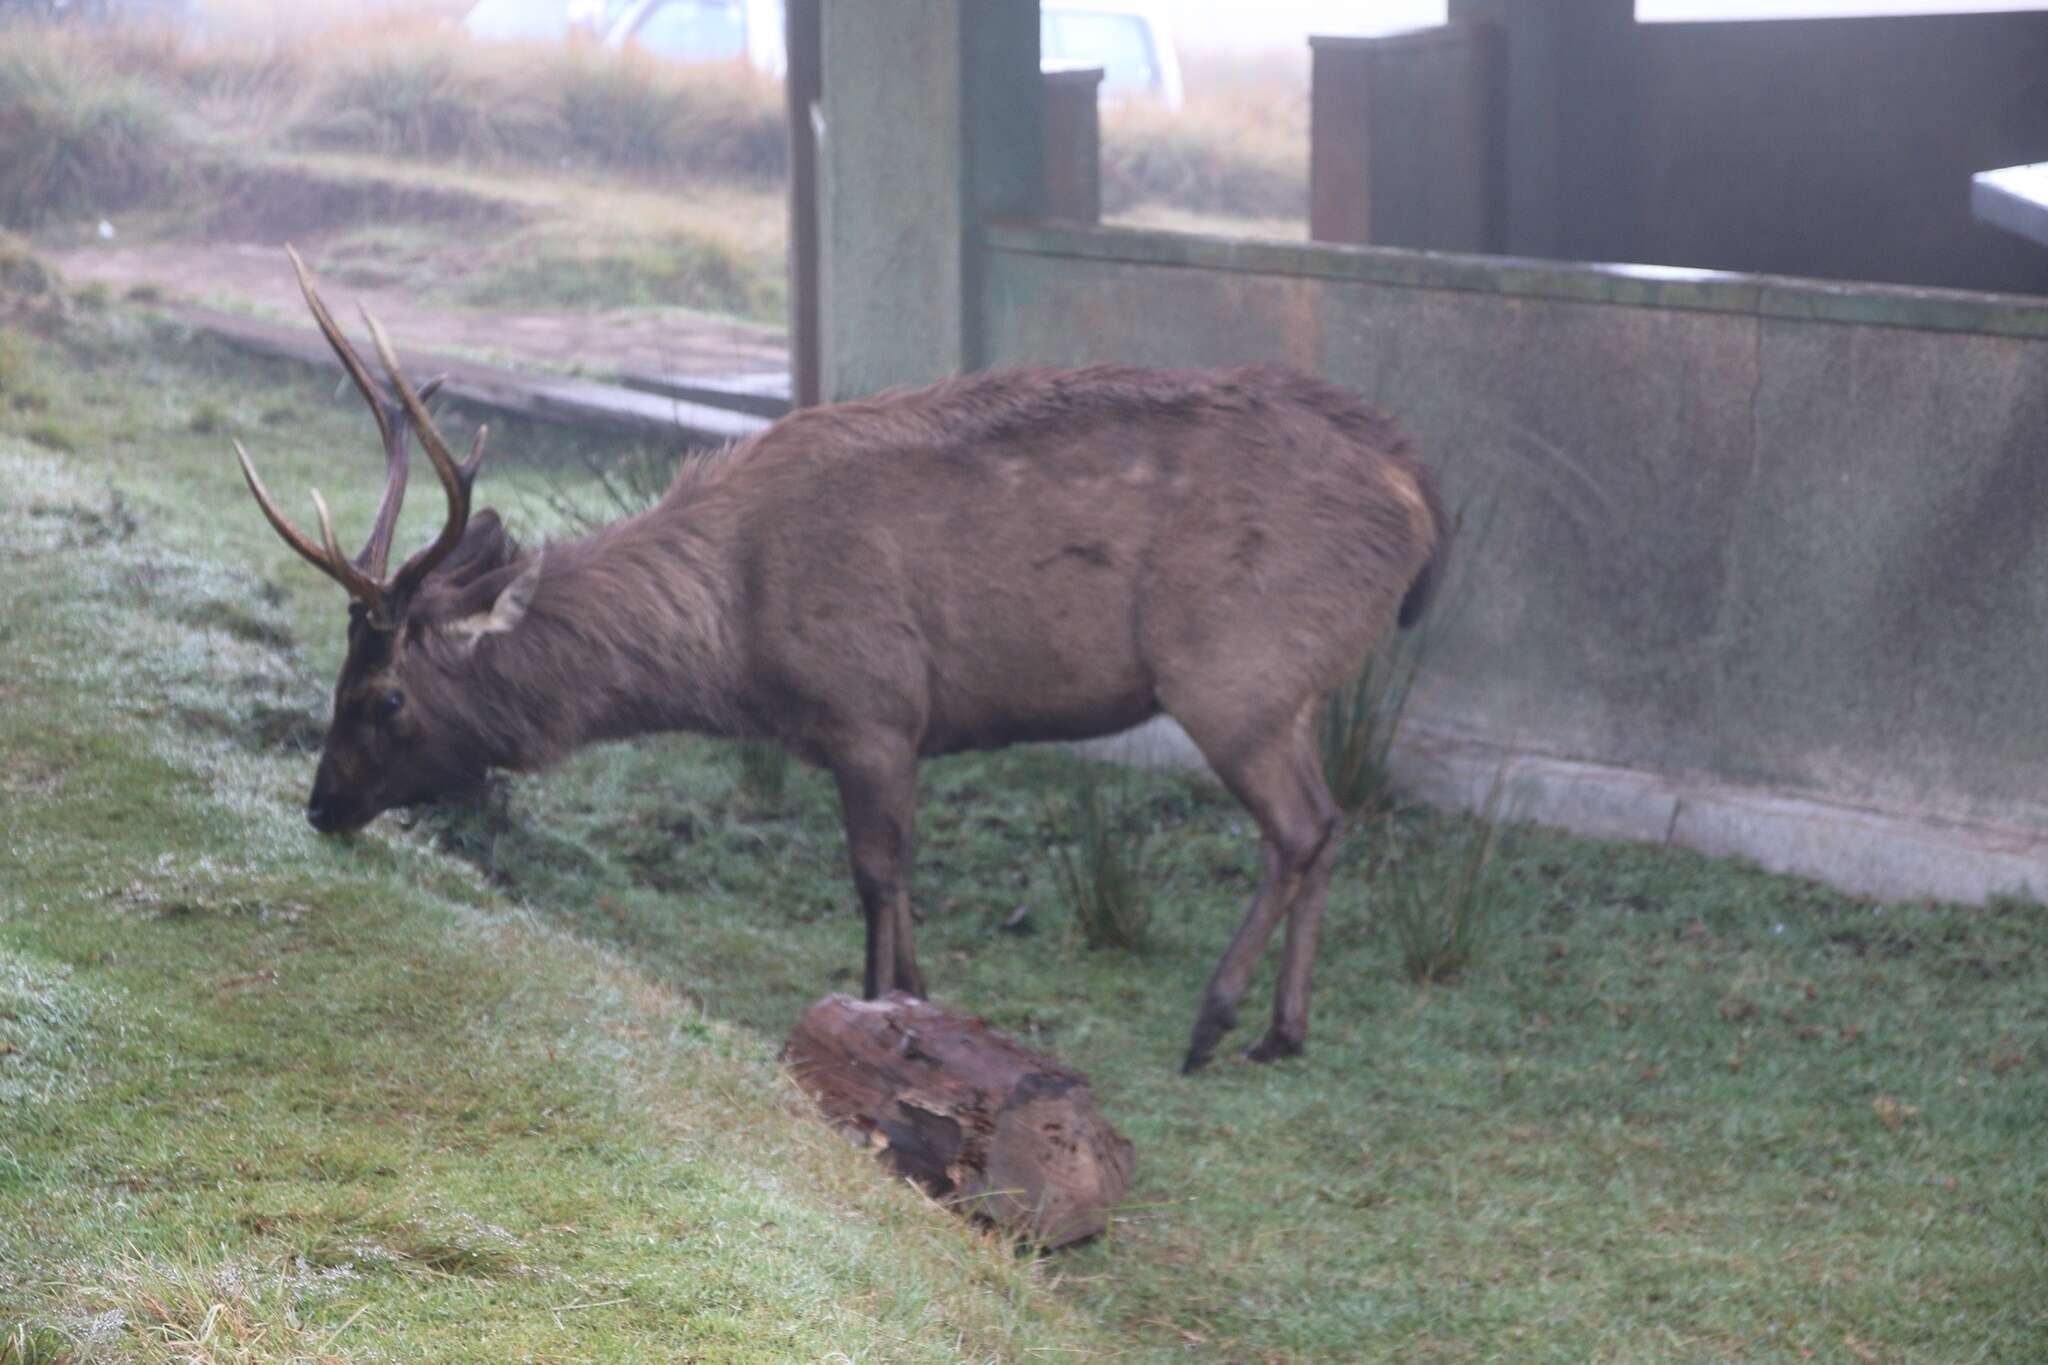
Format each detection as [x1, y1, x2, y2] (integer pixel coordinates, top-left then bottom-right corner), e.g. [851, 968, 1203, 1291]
[613, 368, 793, 419]
[170, 301, 770, 448]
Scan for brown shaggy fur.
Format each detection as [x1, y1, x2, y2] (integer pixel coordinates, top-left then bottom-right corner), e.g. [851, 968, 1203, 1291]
[286, 363, 1447, 1072]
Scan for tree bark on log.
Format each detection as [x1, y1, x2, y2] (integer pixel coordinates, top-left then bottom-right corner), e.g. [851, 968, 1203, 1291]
[783, 993, 1136, 1248]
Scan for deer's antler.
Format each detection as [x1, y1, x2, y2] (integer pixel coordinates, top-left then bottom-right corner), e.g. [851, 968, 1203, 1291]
[361, 308, 487, 598]
[234, 247, 488, 622]
[232, 438, 383, 606]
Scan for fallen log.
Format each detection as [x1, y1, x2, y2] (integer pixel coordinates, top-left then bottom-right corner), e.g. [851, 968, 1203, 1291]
[783, 992, 1135, 1248]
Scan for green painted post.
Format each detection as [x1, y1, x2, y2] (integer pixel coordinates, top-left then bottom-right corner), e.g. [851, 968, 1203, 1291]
[819, 0, 1041, 399]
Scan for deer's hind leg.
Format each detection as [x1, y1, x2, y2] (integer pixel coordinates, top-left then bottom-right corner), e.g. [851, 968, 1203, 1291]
[1173, 699, 1341, 1073]
[1247, 709, 1344, 1062]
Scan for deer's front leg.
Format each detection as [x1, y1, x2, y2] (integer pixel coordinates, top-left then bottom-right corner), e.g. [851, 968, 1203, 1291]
[830, 739, 925, 999]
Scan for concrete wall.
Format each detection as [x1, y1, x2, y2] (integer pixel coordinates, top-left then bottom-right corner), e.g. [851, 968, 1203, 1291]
[981, 225, 2048, 900]
[1440, 1, 2048, 295]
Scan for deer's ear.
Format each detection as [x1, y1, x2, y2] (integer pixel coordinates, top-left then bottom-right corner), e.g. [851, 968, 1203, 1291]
[434, 508, 518, 586]
[443, 552, 542, 644]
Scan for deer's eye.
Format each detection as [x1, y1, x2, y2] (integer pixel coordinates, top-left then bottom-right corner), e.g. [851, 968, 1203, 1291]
[371, 690, 405, 725]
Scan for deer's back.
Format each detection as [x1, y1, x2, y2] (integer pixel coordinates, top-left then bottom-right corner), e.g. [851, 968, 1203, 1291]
[681, 366, 1439, 756]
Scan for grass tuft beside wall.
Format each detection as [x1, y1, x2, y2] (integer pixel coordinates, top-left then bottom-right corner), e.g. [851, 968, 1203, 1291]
[0, 33, 185, 229]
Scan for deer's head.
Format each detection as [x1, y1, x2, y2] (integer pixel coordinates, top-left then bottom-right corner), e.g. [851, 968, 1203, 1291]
[237, 249, 541, 833]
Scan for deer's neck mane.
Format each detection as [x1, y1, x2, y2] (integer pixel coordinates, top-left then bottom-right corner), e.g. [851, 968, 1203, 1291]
[460, 503, 743, 768]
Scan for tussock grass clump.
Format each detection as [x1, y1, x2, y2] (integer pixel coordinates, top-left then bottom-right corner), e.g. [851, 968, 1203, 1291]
[1320, 494, 1489, 816]
[0, 30, 185, 229]
[1318, 647, 1424, 819]
[110, 33, 325, 140]
[0, 230, 58, 298]
[1384, 790, 1506, 984]
[5, 15, 787, 226]
[554, 45, 785, 183]
[1045, 760, 1155, 952]
[287, 25, 565, 164]
[283, 28, 785, 183]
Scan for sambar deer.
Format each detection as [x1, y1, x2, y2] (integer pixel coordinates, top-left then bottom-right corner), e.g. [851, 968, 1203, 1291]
[237, 250, 1447, 1072]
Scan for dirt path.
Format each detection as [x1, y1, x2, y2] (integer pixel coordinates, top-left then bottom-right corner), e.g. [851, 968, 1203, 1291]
[49, 240, 790, 384]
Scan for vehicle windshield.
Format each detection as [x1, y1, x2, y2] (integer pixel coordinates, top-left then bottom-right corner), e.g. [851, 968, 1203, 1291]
[1041, 10, 1159, 96]
[627, 0, 750, 63]
[462, 0, 633, 40]
[463, 0, 574, 41]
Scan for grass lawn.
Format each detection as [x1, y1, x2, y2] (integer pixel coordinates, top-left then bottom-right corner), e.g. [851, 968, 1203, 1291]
[1, 279, 2043, 1361]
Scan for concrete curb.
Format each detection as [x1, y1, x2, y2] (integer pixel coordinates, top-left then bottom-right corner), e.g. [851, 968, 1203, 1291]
[1072, 717, 2046, 906]
[167, 302, 771, 448]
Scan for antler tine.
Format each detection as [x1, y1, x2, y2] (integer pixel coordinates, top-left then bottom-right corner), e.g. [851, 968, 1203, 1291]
[233, 439, 382, 606]
[354, 374, 447, 581]
[458, 419, 487, 481]
[362, 309, 487, 593]
[289, 244, 434, 582]
[287, 245, 397, 454]
[310, 488, 352, 574]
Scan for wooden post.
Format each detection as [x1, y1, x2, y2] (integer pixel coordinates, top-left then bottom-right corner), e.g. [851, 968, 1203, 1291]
[784, 0, 822, 408]
[1310, 22, 1505, 253]
[1042, 64, 1104, 224]
[784, 993, 1136, 1248]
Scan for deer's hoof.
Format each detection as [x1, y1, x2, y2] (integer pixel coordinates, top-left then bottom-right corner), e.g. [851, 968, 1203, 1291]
[1243, 1031, 1305, 1064]
[1181, 1003, 1238, 1074]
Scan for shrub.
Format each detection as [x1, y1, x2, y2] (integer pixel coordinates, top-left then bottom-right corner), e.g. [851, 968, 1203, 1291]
[0, 30, 183, 228]
[1045, 761, 1154, 952]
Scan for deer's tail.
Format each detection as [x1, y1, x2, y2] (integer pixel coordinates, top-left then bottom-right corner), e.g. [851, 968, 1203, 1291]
[1396, 478, 1450, 629]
